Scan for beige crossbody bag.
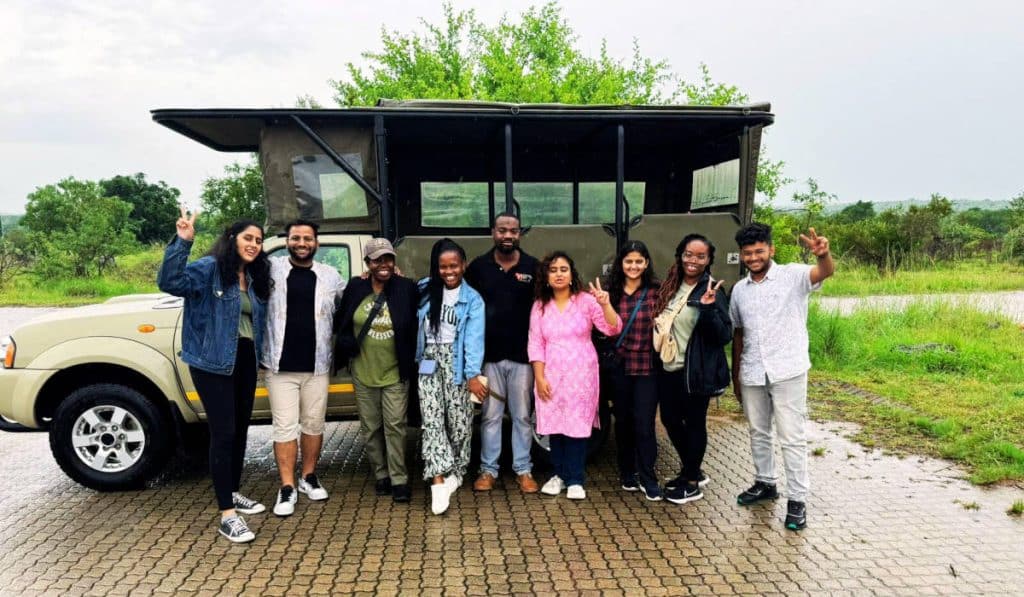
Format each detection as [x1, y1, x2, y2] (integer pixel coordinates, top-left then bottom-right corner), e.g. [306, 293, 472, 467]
[652, 294, 688, 363]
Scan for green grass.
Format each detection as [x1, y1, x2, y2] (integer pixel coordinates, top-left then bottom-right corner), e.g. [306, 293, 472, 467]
[1008, 500, 1024, 516]
[805, 302, 1024, 484]
[821, 259, 1024, 296]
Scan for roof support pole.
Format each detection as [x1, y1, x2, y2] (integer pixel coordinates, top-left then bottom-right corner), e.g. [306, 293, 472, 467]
[616, 124, 626, 246]
[290, 115, 383, 205]
[504, 123, 516, 216]
[374, 115, 394, 240]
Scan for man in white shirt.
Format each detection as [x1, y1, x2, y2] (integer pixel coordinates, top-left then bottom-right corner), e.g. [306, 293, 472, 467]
[729, 222, 835, 531]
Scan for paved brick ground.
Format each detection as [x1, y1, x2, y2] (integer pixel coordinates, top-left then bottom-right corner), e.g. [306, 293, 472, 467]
[1, 411, 1022, 596]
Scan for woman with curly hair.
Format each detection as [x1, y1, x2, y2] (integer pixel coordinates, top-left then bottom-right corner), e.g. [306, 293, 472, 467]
[653, 234, 732, 505]
[529, 251, 621, 500]
[158, 209, 272, 543]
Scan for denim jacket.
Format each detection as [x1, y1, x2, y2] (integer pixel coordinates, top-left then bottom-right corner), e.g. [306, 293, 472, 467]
[414, 279, 485, 384]
[157, 237, 267, 375]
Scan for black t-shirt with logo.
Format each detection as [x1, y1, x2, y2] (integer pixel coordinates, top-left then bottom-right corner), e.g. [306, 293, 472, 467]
[465, 248, 538, 364]
[278, 266, 317, 372]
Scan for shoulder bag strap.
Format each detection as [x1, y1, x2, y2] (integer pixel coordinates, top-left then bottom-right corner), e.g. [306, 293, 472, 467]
[356, 292, 388, 347]
[614, 287, 648, 349]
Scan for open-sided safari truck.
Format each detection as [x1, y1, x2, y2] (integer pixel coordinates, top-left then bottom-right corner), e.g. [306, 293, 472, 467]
[0, 100, 772, 492]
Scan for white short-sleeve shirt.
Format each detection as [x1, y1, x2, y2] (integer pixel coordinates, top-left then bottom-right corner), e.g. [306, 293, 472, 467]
[729, 261, 821, 386]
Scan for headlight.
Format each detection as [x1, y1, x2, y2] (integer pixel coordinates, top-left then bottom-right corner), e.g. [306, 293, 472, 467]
[0, 336, 15, 368]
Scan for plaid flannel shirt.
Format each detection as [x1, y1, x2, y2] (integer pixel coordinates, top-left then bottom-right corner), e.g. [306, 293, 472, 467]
[613, 287, 658, 376]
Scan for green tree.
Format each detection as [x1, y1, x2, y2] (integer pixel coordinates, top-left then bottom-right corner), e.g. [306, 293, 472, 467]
[22, 178, 137, 276]
[834, 200, 876, 224]
[330, 2, 788, 199]
[100, 173, 181, 245]
[200, 158, 266, 231]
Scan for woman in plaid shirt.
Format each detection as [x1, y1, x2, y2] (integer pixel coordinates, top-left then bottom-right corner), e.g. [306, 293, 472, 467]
[605, 241, 664, 500]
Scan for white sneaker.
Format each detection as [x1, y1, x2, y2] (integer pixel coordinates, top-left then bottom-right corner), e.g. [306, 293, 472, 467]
[431, 483, 451, 515]
[566, 484, 586, 500]
[231, 492, 266, 515]
[445, 474, 461, 498]
[541, 475, 565, 496]
[298, 474, 329, 501]
[273, 485, 297, 517]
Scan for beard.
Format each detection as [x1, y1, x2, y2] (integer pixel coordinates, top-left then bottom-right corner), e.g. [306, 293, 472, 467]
[495, 241, 518, 255]
[288, 245, 317, 265]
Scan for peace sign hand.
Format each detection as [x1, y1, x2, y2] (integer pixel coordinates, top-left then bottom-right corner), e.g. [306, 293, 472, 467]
[588, 278, 610, 306]
[700, 278, 725, 305]
[176, 204, 198, 242]
[799, 227, 830, 258]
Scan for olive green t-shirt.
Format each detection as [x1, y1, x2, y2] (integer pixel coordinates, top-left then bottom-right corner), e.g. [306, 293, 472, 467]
[238, 291, 254, 340]
[351, 294, 400, 387]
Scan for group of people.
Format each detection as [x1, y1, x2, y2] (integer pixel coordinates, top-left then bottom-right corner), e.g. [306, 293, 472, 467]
[158, 207, 834, 544]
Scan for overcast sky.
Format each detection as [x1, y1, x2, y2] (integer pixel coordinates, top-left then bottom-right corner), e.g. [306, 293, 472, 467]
[1, 0, 1021, 213]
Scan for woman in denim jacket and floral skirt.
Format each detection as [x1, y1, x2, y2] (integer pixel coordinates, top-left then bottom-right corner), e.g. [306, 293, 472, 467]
[414, 239, 487, 515]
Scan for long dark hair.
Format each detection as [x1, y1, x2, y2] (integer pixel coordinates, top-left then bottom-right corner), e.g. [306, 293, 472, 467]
[534, 251, 583, 310]
[654, 233, 716, 315]
[425, 238, 466, 335]
[607, 240, 657, 307]
[206, 219, 272, 300]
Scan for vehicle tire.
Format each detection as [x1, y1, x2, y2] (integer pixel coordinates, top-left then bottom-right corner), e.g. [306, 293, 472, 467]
[49, 383, 172, 491]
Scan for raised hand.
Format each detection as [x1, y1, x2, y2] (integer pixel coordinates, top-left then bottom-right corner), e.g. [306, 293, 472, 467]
[700, 278, 725, 305]
[175, 204, 198, 242]
[588, 278, 610, 306]
[799, 227, 830, 257]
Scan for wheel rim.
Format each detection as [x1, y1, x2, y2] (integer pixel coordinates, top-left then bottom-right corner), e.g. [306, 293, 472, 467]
[70, 406, 146, 473]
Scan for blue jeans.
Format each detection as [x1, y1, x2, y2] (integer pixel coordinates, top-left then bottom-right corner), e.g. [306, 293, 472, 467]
[741, 372, 809, 502]
[479, 360, 534, 476]
[550, 434, 588, 486]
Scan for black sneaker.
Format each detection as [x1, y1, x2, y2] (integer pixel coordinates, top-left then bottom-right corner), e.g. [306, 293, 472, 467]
[666, 470, 710, 491]
[736, 481, 779, 505]
[785, 500, 807, 530]
[375, 477, 392, 496]
[231, 492, 266, 515]
[639, 482, 663, 502]
[620, 475, 640, 492]
[392, 484, 411, 503]
[218, 515, 255, 543]
[665, 483, 703, 505]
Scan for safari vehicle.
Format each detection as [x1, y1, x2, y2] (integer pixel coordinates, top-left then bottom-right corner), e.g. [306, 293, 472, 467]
[0, 100, 773, 490]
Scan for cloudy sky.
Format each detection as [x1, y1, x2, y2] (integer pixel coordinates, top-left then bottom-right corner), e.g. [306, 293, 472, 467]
[1, 0, 1021, 213]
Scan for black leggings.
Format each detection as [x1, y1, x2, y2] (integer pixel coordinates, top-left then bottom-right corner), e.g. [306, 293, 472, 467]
[190, 339, 257, 511]
[609, 371, 660, 486]
[659, 369, 711, 483]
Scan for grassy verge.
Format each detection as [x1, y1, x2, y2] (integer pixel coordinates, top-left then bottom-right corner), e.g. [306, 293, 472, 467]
[804, 302, 1024, 484]
[821, 259, 1024, 296]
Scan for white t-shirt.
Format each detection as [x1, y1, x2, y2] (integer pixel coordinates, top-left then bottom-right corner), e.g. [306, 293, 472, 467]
[426, 285, 460, 344]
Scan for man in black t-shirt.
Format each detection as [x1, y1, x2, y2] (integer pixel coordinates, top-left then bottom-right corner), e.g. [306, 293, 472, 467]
[465, 213, 540, 494]
[262, 220, 344, 516]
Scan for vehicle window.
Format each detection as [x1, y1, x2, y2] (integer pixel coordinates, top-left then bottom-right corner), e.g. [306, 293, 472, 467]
[267, 244, 352, 280]
[691, 158, 739, 209]
[507, 183, 572, 225]
[421, 182, 490, 227]
[579, 182, 645, 223]
[292, 154, 370, 220]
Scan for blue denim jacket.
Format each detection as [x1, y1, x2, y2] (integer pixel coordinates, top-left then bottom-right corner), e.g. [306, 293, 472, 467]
[415, 280, 485, 384]
[157, 237, 267, 375]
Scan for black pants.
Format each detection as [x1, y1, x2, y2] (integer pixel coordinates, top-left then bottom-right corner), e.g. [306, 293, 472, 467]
[659, 369, 711, 483]
[609, 370, 660, 486]
[190, 339, 257, 511]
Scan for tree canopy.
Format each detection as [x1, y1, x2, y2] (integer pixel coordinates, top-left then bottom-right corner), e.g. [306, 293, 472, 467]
[100, 173, 181, 245]
[329, 2, 787, 199]
[200, 158, 266, 232]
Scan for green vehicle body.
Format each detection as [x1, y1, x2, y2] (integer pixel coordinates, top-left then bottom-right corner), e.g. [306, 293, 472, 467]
[0, 100, 772, 490]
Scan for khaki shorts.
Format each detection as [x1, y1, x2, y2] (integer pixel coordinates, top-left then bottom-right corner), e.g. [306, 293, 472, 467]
[266, 371, 329, 442]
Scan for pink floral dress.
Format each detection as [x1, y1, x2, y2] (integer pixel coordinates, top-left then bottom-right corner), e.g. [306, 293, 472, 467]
[528, 292, 622, 438]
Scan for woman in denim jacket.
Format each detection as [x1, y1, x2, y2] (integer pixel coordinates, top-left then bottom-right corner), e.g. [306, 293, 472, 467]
[414, 238, 486, 515]
[157, 208, 271, 543]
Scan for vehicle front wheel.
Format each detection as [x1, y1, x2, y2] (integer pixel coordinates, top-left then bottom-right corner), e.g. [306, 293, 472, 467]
[49, 384, 171, 491]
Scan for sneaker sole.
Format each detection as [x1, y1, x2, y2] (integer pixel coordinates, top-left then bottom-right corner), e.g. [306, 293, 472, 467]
[641, 492, 663, 502]
[234, 505, 266, 515]
[621, 485, 640, 492]
[298, 488, 329, 501]
[786, 518, 807, 531]
[737, 492, 779, 506]
[666, 493, 703, 505]
[273, 505, 295, 517]
[219, 529, 255, 543]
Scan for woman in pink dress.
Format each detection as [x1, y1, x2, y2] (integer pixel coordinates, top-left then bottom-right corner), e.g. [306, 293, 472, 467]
[529, 251, 622, 500]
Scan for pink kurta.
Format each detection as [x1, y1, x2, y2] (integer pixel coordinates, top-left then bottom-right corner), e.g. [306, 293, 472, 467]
[528, 292, 622, 438]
